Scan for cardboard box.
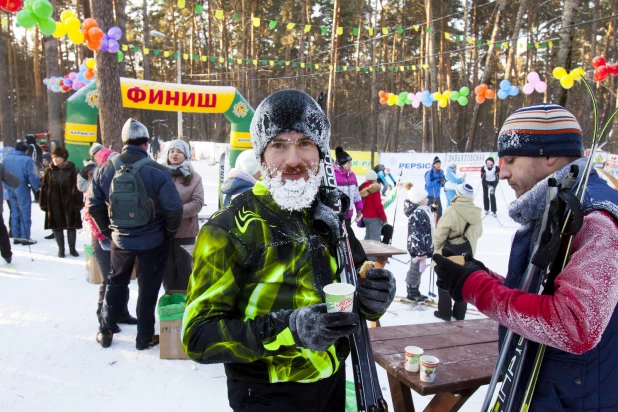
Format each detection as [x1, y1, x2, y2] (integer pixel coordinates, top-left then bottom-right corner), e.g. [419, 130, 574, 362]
[85, 244, 137, 284]
[158, 291, 189, 360]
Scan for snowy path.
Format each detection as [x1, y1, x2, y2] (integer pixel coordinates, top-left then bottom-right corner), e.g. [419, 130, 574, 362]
[0, 162, 518, 411]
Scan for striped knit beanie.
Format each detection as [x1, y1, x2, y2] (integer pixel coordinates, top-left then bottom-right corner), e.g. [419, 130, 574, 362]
[498, 103, 583, 158]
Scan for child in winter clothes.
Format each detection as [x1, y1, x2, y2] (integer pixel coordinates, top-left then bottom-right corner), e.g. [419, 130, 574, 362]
[334, 147, 363, 228]
[444, 163, 465, 207]
[360, 169, 387, 242]
[403, 183, 434, 301]
[221, 149, 261, 207]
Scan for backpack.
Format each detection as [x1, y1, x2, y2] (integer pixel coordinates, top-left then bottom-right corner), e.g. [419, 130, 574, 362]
[108, 156, 155, 228]
[444, 222, 473, 256]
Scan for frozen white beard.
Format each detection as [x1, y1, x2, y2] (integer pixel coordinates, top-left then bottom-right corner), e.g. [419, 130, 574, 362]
[262, 163, 324, 212]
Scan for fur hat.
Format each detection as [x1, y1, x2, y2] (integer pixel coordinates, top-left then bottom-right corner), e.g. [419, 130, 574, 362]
[456, 183, 474, 197]
[121, 118, 150, 146]
[15, 142, 28, 152]
[433, 156, 441, 166]
[52, 146, 69, 160]
[365, 169, 378, 181]
[335, 146, 353, 166]
[250, 90, 330, 161]
[89, 143, 103, 158]
[498, 103, 583, 158]
[235, 149, 260, 176]
[167, 139, 191, 161]
[408, 186, 428, 204]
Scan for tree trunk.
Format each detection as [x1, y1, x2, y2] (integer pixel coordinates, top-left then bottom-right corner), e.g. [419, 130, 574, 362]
[44, 23, 64, 143]
[114, 0, 127, 77]
[33, 27, 42, 98]
[91, 0, 124, 150]
[426, 0, 439, 152]
[370, 1, 378, 166]
[466, 0, 505, 152]
[250, 0, 258, 104]
[297, 0, 308, 90]
[326, 0, 340, 126]
[551, 0, 580, 106]
[0, 20, 16, 147]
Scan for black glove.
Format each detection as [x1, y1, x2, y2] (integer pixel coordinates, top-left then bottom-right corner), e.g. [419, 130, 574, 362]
[289, 303, 359, 352]
[357, 268, 396, 315]
[433, 248, 488, 302]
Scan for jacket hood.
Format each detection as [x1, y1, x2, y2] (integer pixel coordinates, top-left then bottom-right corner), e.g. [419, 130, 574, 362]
[222, 169, 257, 194]
[450, 196, 482, 225]
[93, 147, 118, 166]
[360, 182, 381, 198]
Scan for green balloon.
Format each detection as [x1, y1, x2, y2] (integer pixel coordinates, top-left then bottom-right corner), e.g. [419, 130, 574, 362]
[16, 10, 38, 29]
[117, 51, 125, 62]
[459, 87, 470, 97]
[458, 96, 469, 106]
[38, 17, 56, 36]
[32, 0, 54, 19]
[450, 91, 460, 100]
[399, 92, 408, 100]
[24, 0, 36, 9]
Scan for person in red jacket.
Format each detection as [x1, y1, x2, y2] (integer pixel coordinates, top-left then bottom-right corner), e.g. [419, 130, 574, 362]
[359, 169, 387, 242]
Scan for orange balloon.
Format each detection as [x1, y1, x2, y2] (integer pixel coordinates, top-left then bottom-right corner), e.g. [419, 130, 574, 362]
[475, 95, 486, 104]
[485, 89, 495, 99]
[379, 97, 388, 104]
[81, 28, 90, 41]
[86, 41, 101, 51]
[89, 27, 104, 42]
[82, 18, 98, 32]
[379, 90, 386, 98]
[84, 69, 95, 80]
[474, 85, 484, 95]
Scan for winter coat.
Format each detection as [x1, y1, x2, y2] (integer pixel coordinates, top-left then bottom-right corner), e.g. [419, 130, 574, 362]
[26, 136, 43, 167]
[444, 167, 464, 191]
[432, 195, 482, 256]
[221, 168, 257, 207]
[87, 145, 183, 250]
[170, 168, 204, 238]
[462, 161, 618, 411]
[424, 167, 445, 197]
[3, 150, 41, 201]
[334, 164, 363, 219]
[0, 164, 20, 214]
[404, 200, 434, 257]
[359, 181, 386, 221]
[182, 182, 371, 384]
[481, 165, 500, 182]
[40, 162, 83, 230]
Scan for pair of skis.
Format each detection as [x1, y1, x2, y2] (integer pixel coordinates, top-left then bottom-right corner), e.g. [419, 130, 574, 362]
[482, 77, 618, 412]
[322, 155, 388, 412]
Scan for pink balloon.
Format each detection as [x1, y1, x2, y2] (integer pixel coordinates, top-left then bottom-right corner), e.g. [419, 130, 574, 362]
[527, 71, 540, 84]
[412, 100, 421, 108]
[523, 83, 535, 95]
[534, 81, 547, 93]
[68, 72, 77, 80]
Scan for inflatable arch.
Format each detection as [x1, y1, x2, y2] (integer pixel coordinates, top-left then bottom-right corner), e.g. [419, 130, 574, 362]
[64, 78, 254, 167]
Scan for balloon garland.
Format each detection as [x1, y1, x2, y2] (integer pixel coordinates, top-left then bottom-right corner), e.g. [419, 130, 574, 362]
[449, 87, 470, 106]
[592, 56, 618, 82]
[474, 84, 495, 104]
[522, 72, 547, 94]
[15, 0, 56, 35]
[497, 80, 519, 99]
[43, 58, 96, 93]
[552, 66, 584, 89]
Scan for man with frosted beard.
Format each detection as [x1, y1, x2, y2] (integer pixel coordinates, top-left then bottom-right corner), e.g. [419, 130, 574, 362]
[182, 90, 396, 411]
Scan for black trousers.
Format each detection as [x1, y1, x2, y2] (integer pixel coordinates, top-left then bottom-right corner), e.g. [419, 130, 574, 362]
[427, 196, 442, 221]
[482, 180, 498, 213]
[0, 215, 12, 261]
[162, 237, 194, 292]
[437, 287, 467, 320]
[102, 239, 169, 341]
[227, 367, 346, 412]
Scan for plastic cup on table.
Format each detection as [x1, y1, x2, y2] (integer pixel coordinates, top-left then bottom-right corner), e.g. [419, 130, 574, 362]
[323, 283, 355, 313]
[404, 346, 424, 372]
[420, 355, 440, 383]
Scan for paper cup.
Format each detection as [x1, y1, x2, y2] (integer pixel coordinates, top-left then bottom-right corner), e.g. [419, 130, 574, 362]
[404, 346, 424, 372]
[323, 283, 355, 313]
[420, 355, 440, 383]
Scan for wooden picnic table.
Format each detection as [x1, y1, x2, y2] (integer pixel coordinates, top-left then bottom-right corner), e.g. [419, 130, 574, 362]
[359, 239, 407, 268]
[369, 318, 499, 412]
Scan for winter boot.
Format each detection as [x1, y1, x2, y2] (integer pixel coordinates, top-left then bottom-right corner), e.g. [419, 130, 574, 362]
[118, 313, 138, 325]
[136, 335, 160, 350]
[67, 230, 79, 257]
[21, 239, 37, 246]
[13, 238, 21, 245]
[406, 284, 428, 302]
[96, 330, 113, 348]
[44, 232, 55, 240]
[54, 230, 65, 258]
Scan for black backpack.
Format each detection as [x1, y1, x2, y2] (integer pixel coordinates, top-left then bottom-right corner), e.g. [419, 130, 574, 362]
[108, 156, 155, 228]
[444, 222, 473, 256]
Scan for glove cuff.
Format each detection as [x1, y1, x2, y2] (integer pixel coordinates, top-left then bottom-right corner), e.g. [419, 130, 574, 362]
[288, 309, 302, 345]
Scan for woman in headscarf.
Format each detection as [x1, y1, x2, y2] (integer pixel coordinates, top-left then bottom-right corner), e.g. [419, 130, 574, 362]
[162, 139, 204, 292]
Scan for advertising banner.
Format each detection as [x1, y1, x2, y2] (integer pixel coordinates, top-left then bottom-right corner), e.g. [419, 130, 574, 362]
[379, 152, 446, 178]
[445, 152, 496, 174]
[329, 150, 378, 176]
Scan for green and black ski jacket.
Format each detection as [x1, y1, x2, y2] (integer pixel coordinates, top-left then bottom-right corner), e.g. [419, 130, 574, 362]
[182, 182, 374, 384]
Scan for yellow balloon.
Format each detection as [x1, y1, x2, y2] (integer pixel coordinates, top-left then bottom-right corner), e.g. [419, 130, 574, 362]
[439, 99, 448, 108]
[560, 77, 574, 89]
[443, 91, 451, 99]
[434, 93, 443, 100]
[571, 67, 585, 81]
[52, 22, 67, 38]
[60, 10, 76, 24]
[85, 58, 95, 69]
[68, 29, 85, 45]
[552, 67, 567, 79]
[65, 16, 81, 32]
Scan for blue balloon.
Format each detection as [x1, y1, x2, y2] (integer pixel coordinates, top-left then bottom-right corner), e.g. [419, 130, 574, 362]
[509, 86, 519, 96]
[500, 80, 511, 91]
[430, 93, 437, 102]
[422, 96, 433, 107]
[497, 90, 508, 100]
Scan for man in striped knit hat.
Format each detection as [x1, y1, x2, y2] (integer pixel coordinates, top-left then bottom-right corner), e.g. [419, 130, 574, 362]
[432, 103, 618, 410]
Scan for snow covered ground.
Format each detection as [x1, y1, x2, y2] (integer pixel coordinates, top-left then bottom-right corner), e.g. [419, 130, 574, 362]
[0, 161, 518, 411]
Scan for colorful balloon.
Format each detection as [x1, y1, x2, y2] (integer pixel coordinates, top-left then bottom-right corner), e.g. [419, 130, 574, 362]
[108, 26, 122, 41]
[0, 0, 24, 13]
[32, 0, 53, 19]
[591, 56, 607, 69]
[38, 17, 56, 35]
[16, 9, 38, 28]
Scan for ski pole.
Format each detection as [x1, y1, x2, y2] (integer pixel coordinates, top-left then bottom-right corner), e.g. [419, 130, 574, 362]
[388, 171, 403, 246]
